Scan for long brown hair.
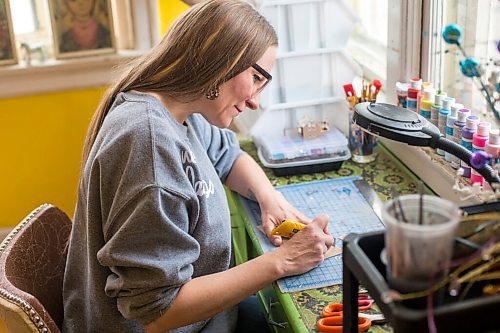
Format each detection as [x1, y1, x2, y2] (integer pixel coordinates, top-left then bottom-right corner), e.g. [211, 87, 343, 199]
[80, 0, 277, 174]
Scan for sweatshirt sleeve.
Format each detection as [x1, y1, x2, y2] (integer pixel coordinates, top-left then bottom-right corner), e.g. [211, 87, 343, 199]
[188, 114, 243, 182]
[96, 185, 200, 326]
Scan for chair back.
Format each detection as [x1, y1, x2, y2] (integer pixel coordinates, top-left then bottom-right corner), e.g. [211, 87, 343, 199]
[0, 204, 72, 333]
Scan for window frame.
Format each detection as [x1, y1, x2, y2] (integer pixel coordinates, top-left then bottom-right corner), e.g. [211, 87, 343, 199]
[0, 0, 160, 99]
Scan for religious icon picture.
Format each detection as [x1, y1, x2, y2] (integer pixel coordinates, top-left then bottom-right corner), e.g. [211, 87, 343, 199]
[49, 0, 116, 59]
[0, 0, 18, 66]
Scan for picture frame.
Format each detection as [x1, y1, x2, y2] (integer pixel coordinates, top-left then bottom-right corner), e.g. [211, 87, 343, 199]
[48, 0, 116, 59]
[0, 0, 18, 66]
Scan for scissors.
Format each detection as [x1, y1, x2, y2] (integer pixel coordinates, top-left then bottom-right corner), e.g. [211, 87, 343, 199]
[317, 295, 382, 333]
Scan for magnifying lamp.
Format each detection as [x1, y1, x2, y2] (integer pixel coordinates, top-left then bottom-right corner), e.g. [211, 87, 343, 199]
[352, 102, 500, 185]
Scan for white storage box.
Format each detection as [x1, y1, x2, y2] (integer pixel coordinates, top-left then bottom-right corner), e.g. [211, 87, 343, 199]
[251, 101, 350, 176]
[256, 125, 350, 176]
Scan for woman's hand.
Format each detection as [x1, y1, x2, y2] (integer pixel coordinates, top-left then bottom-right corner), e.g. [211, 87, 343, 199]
[258, 189, 311, 246]
[273, 215, 333, 277]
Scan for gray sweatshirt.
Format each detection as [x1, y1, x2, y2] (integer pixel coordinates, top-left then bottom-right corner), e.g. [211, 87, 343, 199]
[63, 91, 243, 332]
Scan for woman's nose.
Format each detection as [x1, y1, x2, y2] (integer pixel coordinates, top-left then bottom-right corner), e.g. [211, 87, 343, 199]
[245, 94, 259, 110]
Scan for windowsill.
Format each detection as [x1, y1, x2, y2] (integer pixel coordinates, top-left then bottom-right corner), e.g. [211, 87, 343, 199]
[382, 139, 484, 206]
[0, 50, 145, 99]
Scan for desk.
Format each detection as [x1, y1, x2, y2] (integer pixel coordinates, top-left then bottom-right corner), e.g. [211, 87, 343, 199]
[227, 141, 429, 332]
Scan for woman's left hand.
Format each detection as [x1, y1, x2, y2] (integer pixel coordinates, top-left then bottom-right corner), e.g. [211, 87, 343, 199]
[259, 189, 311, 246]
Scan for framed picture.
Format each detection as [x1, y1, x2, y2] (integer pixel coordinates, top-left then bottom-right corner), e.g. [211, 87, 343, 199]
[48, 0, 116, 59]
[0, 0, 18, 66]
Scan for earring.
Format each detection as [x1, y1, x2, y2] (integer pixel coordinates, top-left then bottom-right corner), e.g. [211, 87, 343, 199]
[206, 87, 219, 100]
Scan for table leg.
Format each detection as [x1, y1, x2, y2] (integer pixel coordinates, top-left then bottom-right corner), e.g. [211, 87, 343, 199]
[343, 257, 359, 333]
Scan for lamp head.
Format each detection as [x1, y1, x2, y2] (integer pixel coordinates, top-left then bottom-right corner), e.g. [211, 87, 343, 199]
[352, 102, 440, 146]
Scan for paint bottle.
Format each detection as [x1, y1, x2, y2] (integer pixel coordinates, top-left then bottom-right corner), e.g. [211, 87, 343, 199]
[437, 97, 455, 156]
[396, 82, 409, 108]
[430, 92, 446, 126]
[419, 82, 433, 115]
[407, 88, 419, 112]
[451, 108, 470, 169]
[445, 103, 462, 162]
[420, 88, 435, 119]
[482, 129, 499, 192]
[485, 129, 500, 168]
[410, 77, 422, 90]
[460, 115, 479, 178]
[470, 122, 491, 185]
[410, 77, 423, 113]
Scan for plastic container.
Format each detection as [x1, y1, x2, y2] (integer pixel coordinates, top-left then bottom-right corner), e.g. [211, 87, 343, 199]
[382, 195, 460, 293]
[256, 125, 350, 176]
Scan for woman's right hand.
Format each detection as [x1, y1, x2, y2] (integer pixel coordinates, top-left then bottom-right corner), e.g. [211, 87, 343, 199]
[273, 214, 333, 278]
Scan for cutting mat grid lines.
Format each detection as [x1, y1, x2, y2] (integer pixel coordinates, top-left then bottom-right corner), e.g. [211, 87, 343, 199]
[240, 176, 384, 293]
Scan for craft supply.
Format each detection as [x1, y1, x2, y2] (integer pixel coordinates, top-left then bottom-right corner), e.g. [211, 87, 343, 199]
[445, 103, 462, 162]
[383, 195, 460, 293]
[346, 80, 380, 163]
[239, 177, 384, 293]
[419, 88, 435, 119]
[407, 88, 419, 113]
[430, 92, 446, 125]
[419, 82, 433, 115]
[410, 77, 423, 113]
[396, 82, 409, 108]
[410, 77, 423, 90]
[471, 122, 491, 185]
[484, 129, 499, 168]
[451, 108, 470, 169]
[349, 115, 377, 163]
[317, 296, 379, 333]
[460, 115, 480, 178]
[437, 97, 455, 156]
[271, 219, 305, 238]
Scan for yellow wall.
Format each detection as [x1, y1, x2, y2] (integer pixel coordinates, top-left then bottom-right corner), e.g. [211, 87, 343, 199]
[0, 89, 103, 226]
[158, 1, 190, 36]
[0, 1, 190, 227]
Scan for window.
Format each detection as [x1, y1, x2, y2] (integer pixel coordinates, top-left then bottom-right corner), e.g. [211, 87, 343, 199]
[423, 0, 499, 123]
[345, 0, 388, 85]
[382, 0, 499, 204]
[0, 0, 159, 98]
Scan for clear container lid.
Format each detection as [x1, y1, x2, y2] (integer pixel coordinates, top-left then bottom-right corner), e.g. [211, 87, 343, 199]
[257, 125, 349, 164]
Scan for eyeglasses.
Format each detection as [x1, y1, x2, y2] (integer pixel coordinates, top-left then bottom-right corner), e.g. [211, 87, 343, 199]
[251, 63, 272, 93]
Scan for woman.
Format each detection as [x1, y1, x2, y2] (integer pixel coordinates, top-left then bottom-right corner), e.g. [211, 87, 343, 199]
[62, 1, 333, 332]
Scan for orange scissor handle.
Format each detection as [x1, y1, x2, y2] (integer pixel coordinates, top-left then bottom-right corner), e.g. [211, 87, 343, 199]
[317, 316, 372, 333]
[358, 299, 374, 311]
[322, 303, 343, 317]
[322, 299, 374, 316]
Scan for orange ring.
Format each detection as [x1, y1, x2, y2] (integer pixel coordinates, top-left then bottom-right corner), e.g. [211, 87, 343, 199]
[317, 316, 372, 333]
[358, 316, 372, 331]
[358, 299, 374, 311]
[317, 316, 343, 333]
[322, 303, 343, 317]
